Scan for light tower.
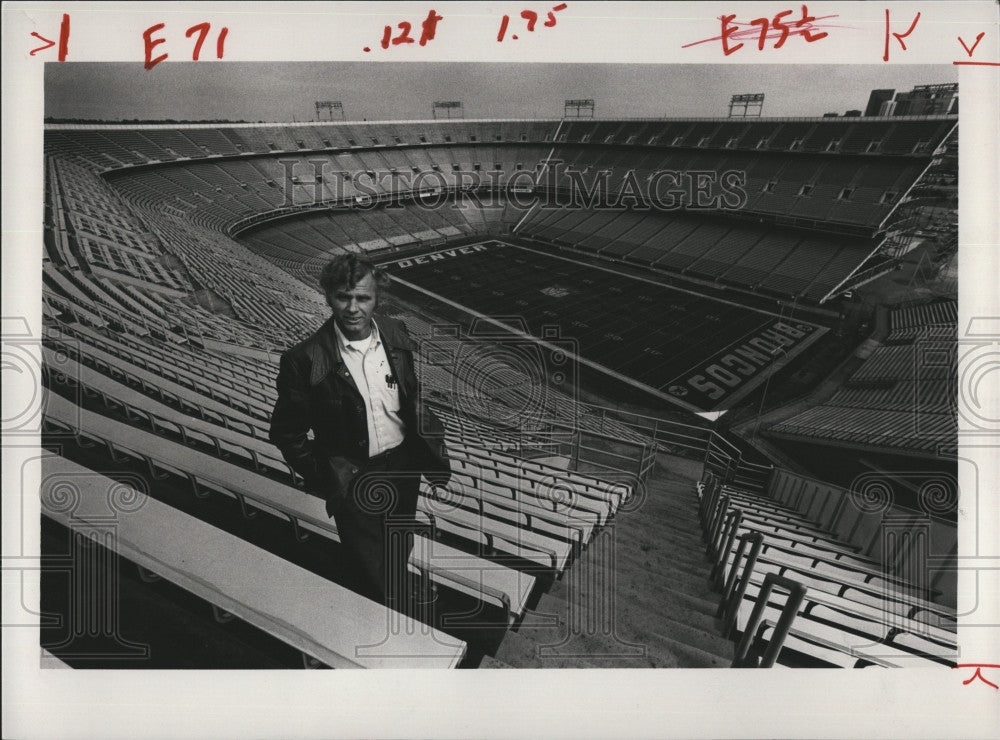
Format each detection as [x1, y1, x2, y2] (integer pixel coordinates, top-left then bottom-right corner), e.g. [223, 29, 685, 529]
[315, 101, 346, 121]
[432, 101, 464, 119]
[728, 93, 765, 118]
[564, 99, 595, 118]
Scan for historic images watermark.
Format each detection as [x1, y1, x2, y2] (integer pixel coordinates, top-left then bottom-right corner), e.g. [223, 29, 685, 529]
[276, 157, 748, 213]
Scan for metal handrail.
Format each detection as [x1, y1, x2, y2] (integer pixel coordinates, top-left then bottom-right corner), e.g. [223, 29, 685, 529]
[699, 474, 724, 531]
[706, 485, 730, 541]
[711, 509, 744, 587]
[426, 397, 654, 483]
[731, 573, 808, 668]
[719, 531, 765, 628]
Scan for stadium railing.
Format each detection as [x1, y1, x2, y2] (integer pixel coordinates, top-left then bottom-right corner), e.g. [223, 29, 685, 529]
[699, 473, 957, 668]
[702, 472, 956, 622]
[428, 398, 656, 485]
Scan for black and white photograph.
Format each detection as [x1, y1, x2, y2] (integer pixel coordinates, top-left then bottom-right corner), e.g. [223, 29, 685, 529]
[3, 2, 999, 738]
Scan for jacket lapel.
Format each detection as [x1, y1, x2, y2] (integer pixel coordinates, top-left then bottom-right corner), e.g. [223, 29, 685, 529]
[308, 315, 413, 400]
[308, 317, 363, 399]
[378, 317, 420, 399]
[378, 322, 408, 403]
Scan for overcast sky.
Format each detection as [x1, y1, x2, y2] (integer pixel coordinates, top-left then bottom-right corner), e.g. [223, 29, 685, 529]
[45, 62, 956, 122]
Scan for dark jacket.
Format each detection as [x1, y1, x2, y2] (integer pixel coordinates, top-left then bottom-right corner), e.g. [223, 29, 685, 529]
[269, 315, 450, 517]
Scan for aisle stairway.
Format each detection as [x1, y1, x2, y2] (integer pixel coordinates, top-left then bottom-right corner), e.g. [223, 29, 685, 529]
[491, 460, 734, 667]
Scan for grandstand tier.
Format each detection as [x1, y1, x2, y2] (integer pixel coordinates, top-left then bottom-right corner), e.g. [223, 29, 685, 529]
[765, 300, 957, 457]
[37, 115, 958, 670]
[48, 114, 956, 305]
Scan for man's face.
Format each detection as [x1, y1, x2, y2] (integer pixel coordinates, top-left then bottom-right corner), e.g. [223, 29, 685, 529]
[328, 272, 377, 340]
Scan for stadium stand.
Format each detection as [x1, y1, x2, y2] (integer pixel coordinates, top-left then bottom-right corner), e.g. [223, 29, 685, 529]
[43, 358, 539, 623]
[766, 300, 956, 456]
[39, 453, 468, 668]
[46, 115, 955, 305]
[699, 470, 956, 667]
[38, 116, 958, 669]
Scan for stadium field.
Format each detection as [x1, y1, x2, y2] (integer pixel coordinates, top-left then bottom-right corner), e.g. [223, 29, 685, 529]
[380, 240, 828, 413]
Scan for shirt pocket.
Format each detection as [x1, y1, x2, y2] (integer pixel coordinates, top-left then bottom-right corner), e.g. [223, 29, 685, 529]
[375, 368, 402, 413]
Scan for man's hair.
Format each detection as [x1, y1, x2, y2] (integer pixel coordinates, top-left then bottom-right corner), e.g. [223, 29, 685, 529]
[319, 254, 389, 295]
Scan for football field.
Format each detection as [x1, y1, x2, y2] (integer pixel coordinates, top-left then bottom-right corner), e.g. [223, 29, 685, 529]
[381, 241, 827, 412]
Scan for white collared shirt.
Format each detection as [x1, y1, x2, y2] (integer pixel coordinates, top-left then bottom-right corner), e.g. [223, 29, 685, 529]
[334, 320, 406, 456]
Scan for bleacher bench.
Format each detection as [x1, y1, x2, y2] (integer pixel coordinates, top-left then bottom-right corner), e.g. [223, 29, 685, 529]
[42, 390, 536, 623]
[40, 454, 466, 668]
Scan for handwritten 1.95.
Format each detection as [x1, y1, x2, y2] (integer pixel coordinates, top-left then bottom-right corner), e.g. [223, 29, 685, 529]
[497, 3, 568, 42]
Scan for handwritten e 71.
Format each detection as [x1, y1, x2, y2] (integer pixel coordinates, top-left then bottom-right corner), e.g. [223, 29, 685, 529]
[143, 22, 229, 70]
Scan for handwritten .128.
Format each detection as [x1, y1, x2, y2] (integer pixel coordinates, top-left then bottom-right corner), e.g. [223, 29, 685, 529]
[497, 3, 568, 42]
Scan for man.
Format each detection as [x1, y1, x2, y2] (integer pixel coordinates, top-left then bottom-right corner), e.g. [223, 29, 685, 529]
[269, 254, 450, 611]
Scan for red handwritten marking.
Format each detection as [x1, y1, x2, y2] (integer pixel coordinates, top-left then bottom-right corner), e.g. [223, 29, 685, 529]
[216, 26, 229, 58]
[143, 23, 168, 70]
[374, 9, 441, 50]
[958, 32, 985, 56]
[29, 13, 69, 60]
[419, 9, 443, 46]
[497, 14, 510, 42]
[383, 21, 413, 48]
[953, 664, 1000, 690]
[952, 60, 1000, 66]
[186, 23, 211, 60]
[719, 14, 742, 55]
[145, 22, 228, 69]
[498, 3, 567, 42]
[29, 32, 55, 54]
[882, 9, 920, 62]
[56, 12, 70, 59]
[682, 6, 837, 56]
[184, 23, 228, 60]
[749, 9, 788, 51]
[397, 21, 415, 44]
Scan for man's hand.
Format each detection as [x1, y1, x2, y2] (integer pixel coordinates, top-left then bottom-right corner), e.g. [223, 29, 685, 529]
[324, 455, 360, 512]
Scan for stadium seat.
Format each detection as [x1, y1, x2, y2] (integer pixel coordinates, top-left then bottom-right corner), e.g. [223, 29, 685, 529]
[42, 390, 537, 623]
[39, 453, 467, 668]
[41, 113, 958, 669]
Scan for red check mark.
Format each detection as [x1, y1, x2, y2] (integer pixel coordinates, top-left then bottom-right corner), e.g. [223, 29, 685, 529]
[958, 32, 985, 57]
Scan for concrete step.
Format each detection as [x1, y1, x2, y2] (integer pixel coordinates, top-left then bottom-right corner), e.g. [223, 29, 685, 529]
[545, 560, 723, 624]
[497, 595, 732, 667]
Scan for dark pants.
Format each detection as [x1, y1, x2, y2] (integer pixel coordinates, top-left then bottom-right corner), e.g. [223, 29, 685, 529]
[333, 439, 427, 611]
